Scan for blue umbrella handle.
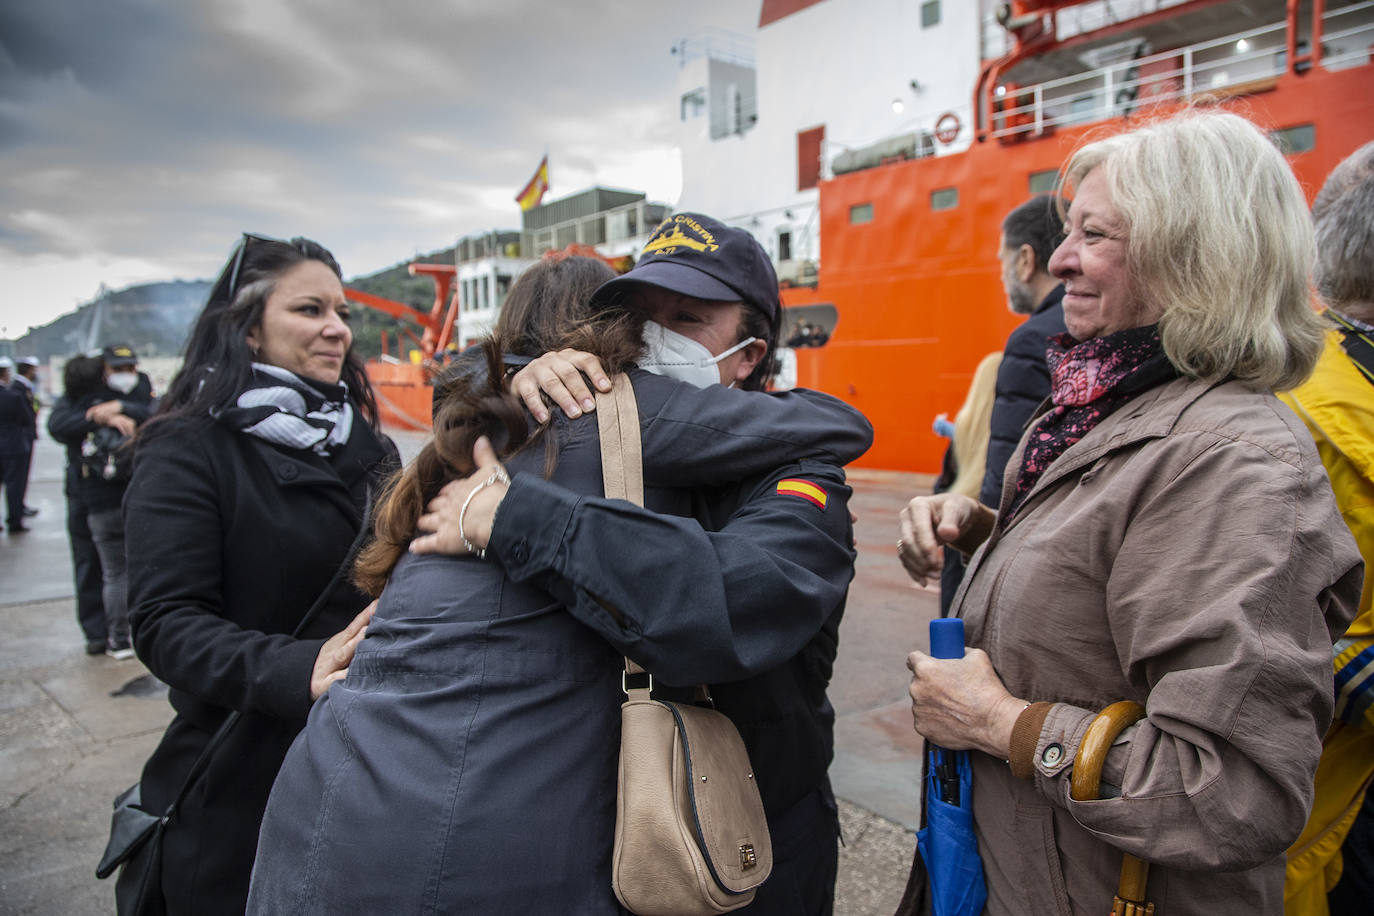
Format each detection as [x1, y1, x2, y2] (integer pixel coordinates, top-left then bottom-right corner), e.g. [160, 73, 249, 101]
[929, 619, 966, 805]
[929, 618, 965, 661]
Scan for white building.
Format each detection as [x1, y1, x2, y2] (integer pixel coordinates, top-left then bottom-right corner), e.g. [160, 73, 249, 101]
[673, 1, 986, 275]
[451, 189, 670, 347]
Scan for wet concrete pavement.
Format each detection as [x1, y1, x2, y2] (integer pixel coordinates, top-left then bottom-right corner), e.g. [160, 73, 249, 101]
[1, 420, 939, 915]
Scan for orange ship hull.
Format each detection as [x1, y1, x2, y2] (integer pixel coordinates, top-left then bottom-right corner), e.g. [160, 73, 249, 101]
[367, 360, 433, 433]
[786, 62, 1374, 472]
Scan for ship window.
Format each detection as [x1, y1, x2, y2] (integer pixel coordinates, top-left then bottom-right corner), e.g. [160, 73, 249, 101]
[931, 187, 959, 211]
[681, 88, 706, 121]
[1029, 169, 1058, 194]
[921, 1, 940, 28]
[1271, 124, 1316, 155]
[850, 203, 874, 225]
[798, 125, 825, 191]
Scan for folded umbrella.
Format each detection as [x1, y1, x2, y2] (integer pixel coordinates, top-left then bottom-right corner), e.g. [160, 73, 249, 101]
[917, 618, 988, 916]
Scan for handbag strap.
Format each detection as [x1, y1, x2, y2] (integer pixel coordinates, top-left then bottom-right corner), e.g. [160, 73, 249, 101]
[594, 378, 714, 705]
[596, 376, 648, 681]
[161, 488, 375, 818]
[597, 374, 645, 508]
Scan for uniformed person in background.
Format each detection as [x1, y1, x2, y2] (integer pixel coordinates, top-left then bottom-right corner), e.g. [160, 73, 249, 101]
[2, 356, 40, 532]
[48, 345, 157, 655]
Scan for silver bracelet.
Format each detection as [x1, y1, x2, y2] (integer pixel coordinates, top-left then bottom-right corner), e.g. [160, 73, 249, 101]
[458, 469, 511, 559]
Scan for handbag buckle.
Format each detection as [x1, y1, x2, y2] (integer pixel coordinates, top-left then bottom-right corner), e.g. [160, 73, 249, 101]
[740, 843, 757, 869]
[622, 670, 653, 695]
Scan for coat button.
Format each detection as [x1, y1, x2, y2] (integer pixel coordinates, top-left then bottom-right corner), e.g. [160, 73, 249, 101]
[511, 542, 529, 564]
[1041, 743, 1064, 767]
[279, 464, 298, 481]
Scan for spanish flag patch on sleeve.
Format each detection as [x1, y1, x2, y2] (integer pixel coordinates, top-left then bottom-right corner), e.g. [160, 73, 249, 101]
[776, 478, 828, 509]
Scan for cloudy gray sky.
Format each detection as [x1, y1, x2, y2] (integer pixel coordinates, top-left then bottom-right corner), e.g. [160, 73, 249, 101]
[0, 0, 755, 337]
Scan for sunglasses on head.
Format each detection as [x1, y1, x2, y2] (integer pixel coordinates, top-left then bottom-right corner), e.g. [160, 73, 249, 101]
[224, 232, 292, 302]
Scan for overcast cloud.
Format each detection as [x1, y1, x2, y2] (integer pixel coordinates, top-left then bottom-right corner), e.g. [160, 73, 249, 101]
[0, 0, 754, 336]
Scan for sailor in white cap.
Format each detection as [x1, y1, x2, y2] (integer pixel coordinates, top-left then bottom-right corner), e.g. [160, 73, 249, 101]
[1, 356, 39, 531]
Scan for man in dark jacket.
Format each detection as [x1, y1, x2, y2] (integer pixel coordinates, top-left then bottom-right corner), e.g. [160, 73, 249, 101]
[47, 346, 156, 654]
[979, 195, 1068, 508]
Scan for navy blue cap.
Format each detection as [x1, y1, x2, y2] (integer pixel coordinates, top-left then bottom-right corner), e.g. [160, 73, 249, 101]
[102, 344, 137, 367]
[593, 213, 780, 330]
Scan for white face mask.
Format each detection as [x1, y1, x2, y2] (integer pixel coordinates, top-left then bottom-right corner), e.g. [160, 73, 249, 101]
[639, 320, 757, 389]
[107, 371, 138, 394]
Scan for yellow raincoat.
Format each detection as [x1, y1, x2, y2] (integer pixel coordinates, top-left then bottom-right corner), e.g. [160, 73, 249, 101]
[1281, 329, 1374, 915]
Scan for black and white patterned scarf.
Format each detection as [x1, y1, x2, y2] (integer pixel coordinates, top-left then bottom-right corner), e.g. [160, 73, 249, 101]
[217, 363, 354, 455]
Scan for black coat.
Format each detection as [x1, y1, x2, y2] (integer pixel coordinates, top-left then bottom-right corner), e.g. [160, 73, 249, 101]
[978, 285, 1066, 508]
[46, 376, 155, 510]
[0, 379, 36, 454]
[121, 410, 396, 915]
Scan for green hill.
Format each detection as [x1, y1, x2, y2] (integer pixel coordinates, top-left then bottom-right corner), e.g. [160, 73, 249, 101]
[9, 246, 458, 363]
[344, 247, 456, 359]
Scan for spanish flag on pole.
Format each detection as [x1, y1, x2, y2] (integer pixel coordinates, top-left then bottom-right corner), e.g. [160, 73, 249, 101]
[515, 155, 550, 211]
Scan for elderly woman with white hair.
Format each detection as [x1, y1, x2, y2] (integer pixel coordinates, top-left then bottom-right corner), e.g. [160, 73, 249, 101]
[897, 110, 1364, 914]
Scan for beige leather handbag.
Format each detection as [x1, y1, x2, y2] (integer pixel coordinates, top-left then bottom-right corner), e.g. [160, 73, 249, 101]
[597, 374, 773, 915]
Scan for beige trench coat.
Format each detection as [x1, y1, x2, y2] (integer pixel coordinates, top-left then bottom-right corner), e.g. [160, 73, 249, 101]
[954, 376, 1364, 915]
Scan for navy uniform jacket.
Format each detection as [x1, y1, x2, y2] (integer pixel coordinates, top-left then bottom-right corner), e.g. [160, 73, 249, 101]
[247, 370, 871, 915]
[978, 285, 1066, 508]
[491, 379, 870, 876]
[0, 384, 33, 455]
[496, 462, 856, 816]
[2, 379, 37, 452]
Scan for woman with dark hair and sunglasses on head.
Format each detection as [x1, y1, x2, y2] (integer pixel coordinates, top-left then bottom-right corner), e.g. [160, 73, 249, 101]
[114, 235, 398, 915]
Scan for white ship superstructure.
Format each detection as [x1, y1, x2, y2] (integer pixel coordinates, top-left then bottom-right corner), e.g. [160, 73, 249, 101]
[673, 1, 985, 277]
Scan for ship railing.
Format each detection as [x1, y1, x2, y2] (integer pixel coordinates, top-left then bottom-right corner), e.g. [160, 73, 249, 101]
[821, 100, 979, 180]
[523, 199, 671, 260]
[1322, 1, 1374, 71]
[989, 2, 1373, 141]
[672, 28, 755, 69]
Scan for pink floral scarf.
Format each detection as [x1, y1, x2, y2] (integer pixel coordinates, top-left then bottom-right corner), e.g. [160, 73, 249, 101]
[1003, 325, 1176, 525]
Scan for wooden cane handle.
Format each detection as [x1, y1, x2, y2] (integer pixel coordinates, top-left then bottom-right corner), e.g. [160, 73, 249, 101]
[1071, 701, 1152, 913]
[1069, 701, 1146, 802]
